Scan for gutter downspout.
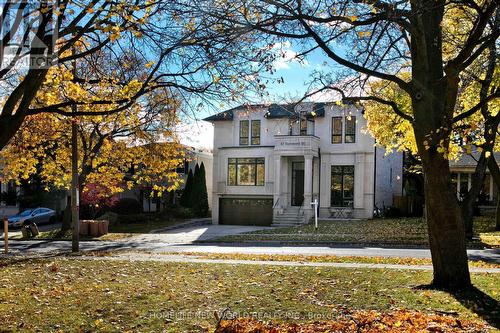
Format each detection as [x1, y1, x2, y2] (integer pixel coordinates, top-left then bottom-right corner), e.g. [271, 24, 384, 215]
[318, 147, 321, 215]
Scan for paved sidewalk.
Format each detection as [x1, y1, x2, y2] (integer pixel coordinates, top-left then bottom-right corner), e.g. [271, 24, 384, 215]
[75, 252, 500, 274]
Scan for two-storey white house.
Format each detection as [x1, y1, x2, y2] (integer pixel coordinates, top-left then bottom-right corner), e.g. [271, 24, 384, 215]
[204, 103, 402, 226]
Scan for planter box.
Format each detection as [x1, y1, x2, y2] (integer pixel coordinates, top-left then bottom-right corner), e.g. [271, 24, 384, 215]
[79, 220, 90, 236]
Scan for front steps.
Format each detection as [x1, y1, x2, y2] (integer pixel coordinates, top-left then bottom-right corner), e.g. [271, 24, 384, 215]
[272, 207, 307, 226]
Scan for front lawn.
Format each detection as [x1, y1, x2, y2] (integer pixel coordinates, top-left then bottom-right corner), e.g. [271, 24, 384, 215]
[214, 216, 499, 247]
[0, 258, 498, 332]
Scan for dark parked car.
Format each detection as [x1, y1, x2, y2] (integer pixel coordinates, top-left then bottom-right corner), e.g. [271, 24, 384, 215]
[8, 208, 57, 228]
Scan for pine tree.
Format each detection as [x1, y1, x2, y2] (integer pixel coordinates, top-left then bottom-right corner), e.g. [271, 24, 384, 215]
[193, 162, 209, 217]
[180, 168, 194, 208]
[190, 163, 201, 208]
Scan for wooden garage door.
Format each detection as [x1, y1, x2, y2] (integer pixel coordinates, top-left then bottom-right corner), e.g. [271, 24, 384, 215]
[219, 198, 273, 226]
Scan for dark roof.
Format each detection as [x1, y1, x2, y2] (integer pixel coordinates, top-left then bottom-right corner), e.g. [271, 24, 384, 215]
[203, 103, 327, 122]
[450, 152, 500, 168]
[203, 109, 234, 121]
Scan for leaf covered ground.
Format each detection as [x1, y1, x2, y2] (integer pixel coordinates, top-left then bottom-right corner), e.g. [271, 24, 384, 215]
[0, 257, 498, 332]
[215, 310, 486, 332]
[214, 217, 499, 248]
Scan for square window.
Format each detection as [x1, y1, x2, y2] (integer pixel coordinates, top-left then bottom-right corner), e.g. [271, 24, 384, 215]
[227, 158, 265, 186]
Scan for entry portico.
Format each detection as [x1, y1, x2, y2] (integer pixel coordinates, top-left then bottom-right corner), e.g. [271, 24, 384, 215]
[273, 135, 320, 224]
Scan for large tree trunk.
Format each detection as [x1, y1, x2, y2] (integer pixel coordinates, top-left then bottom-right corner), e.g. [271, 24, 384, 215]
[62, 186, 83, 232]
[487, 156, 500, 231]
[420, 151, 471, 289]
[409, 0, 471, 289]
[462, 40, 499, 236]
[496, 194, 500, 231]
[461, 153, 487, 238]
[0, 115, 25, 150]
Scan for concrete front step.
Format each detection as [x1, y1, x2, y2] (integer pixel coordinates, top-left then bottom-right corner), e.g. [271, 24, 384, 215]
[274, 217, 304, 222]
[272, 220, 304, 225]
[272, 218, 305, 226]
[279, 213, 305, 217]
[272, 206, 308, 226]
[274, 214, 305, 219]
[273, 222, 304, 226]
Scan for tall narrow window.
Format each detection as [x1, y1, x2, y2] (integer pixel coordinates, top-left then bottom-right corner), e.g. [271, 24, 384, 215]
[345, 116, 356, 143]
[239, 120, 249, 145]
[300, 112, 308, 135]
[331, 166, 354, 207]
[251, 120, 261, 145]
[228, 158, 265, 186]
[332, 117, 342, 143]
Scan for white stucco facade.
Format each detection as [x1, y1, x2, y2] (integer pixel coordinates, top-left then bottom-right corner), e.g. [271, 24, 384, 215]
[206, 103, 402, 225]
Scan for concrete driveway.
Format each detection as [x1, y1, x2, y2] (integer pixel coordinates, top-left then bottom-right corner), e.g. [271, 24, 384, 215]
[127, 224, 272, 244]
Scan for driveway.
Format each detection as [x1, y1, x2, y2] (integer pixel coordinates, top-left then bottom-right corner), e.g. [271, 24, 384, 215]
[128, 224, 272, 244]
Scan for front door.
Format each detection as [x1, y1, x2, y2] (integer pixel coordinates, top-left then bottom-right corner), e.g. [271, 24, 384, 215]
[291, 162, 304, 206]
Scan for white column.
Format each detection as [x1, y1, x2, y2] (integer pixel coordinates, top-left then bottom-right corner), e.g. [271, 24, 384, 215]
[355, 153, 365, 209]
[304, 155, 313, 206]
[274, 155, 281, 207]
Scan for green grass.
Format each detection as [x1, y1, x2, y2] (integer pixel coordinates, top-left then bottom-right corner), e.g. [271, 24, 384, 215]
[214, 216, 500, 247]
[0, 258, 498, 332]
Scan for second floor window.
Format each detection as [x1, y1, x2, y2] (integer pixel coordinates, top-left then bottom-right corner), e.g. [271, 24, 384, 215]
[228, 158, 265, 186]
[251, 120, 261, 145]
[345, 116, 356, 143]
[239, 120, 249, 145]
[332, 117, 342, 143]
[290, 113, 315, 136]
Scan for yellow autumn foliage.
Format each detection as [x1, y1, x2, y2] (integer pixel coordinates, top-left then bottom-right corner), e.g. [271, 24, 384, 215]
[0, 65, 185, 198]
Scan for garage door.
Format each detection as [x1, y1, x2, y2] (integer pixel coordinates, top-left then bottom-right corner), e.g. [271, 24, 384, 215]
[219, 198, 273, 226]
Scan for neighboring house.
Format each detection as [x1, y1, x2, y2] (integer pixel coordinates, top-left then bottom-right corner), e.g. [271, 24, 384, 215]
[120, 146, 213, 213]
[204, 103, 403, 226]
[168, 147, 213, 211]
[450, 152, 499, 208]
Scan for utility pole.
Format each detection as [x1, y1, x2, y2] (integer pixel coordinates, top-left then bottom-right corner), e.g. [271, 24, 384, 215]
[71, 42, 79, 252]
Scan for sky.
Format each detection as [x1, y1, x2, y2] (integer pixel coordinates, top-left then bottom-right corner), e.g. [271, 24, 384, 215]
[179, 41, 332, 150]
